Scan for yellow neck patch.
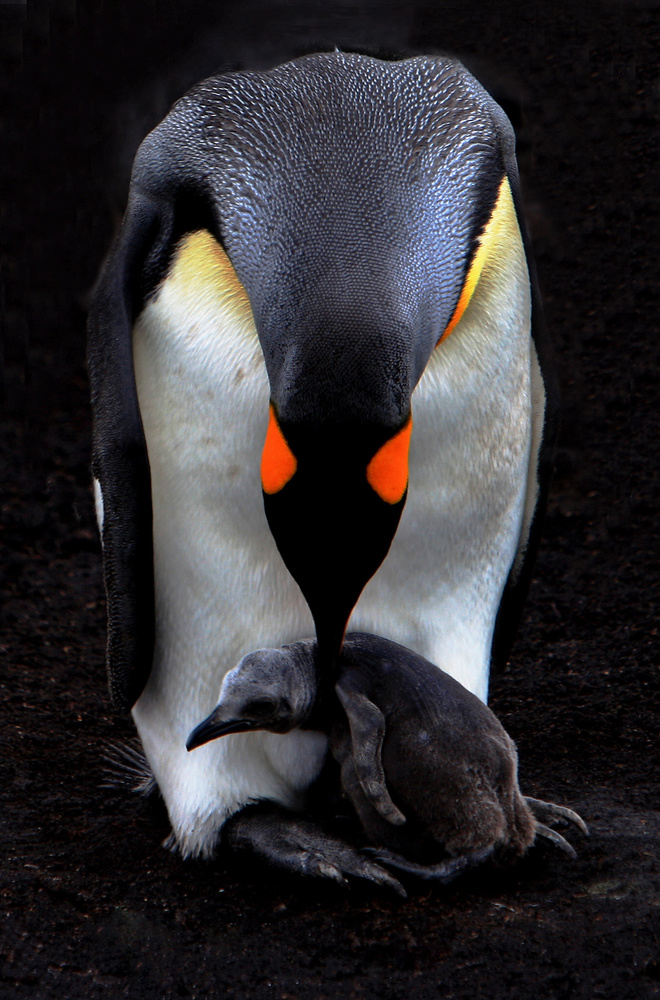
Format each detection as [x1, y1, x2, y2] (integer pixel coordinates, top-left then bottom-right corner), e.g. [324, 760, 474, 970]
[438, 176, 518, 345]
[366, 419, 413, 505]
[171, 230, 252, 313]
[261, 405, 298, 494]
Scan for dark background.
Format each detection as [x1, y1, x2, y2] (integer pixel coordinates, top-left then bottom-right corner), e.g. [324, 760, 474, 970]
[1, 1, 658, 997]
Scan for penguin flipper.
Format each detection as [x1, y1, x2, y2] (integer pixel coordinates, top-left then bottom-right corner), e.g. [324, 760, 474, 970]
[223, 803, 406, 897]
[364, 845, 495, 883]
[334, 679, 407, 827]
[87, 190, 174, 711]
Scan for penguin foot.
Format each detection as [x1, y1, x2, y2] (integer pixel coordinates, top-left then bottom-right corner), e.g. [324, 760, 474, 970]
[223, 803, 407, 897]
[524, 797, 589, 836]
[363, 845, 495, 883]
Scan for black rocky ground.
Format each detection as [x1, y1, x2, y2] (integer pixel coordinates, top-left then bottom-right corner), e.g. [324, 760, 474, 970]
[1, 2, 658, 998]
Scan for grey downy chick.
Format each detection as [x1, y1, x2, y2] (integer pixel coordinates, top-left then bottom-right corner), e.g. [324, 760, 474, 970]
[187, 633, 587, 882]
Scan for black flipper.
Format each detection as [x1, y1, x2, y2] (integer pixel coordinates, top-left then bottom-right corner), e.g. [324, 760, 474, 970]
[87, 189, 179, 711]
[223, 803, 407, 897]
[335, 677, 407, 827]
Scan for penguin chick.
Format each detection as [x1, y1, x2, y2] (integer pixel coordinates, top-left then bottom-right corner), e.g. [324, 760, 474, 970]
[185, 643, 407, 896]
[188, 633, 587, 882]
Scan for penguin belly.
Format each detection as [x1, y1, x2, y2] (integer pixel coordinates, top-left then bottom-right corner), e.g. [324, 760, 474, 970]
[131, 231, 325, 858]
[350, 189, 539, 704]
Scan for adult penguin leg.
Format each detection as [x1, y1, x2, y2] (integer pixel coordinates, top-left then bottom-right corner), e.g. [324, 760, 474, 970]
[223, 804, 407, 897]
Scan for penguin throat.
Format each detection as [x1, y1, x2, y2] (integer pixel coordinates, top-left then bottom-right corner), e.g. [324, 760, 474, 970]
[298, 644, 339, 732]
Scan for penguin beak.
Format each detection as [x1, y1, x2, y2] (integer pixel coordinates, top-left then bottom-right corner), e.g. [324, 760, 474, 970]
[261, 412, 412, 667]
[186, 711, 256, 751]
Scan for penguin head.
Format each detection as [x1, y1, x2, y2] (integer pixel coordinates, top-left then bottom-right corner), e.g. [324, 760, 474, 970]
[186, 644, 318, 750]
[195, 54, 517, 669]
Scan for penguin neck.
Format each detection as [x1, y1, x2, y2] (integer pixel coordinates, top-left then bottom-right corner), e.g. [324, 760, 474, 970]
[298, 642, 338, 732]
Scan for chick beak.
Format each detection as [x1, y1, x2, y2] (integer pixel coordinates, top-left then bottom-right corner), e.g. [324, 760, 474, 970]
[186, 710, 255, 751]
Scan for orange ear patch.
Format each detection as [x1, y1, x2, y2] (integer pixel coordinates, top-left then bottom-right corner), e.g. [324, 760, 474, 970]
[366, 419, 413, 504]
[261, 406, 298, 494]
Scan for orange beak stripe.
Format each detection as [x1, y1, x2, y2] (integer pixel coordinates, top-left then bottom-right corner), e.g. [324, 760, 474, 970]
[366, 419, 413, 504]
[261, 405, 298, 494]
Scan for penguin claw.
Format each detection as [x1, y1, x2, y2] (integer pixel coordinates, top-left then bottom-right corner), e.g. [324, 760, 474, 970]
[525, 797, 589, 836]
[223, 803, 406, 896]
[534, 822, 578, 858]
[306, 847, 406, 897]
[315, 860, 348, 885]
[363, 845, 494, 883]
[364, 864, 408, 899]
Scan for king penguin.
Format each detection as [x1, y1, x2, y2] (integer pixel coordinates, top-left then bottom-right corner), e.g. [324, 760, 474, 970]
[87, 51, 557, 871]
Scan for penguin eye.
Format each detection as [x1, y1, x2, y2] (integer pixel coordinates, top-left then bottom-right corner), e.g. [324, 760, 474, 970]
[244, 698, 278, 719]
[437, 175, 519, 346]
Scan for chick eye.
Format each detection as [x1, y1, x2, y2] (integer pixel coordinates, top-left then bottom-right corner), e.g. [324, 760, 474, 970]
[244, 698, 278, 718]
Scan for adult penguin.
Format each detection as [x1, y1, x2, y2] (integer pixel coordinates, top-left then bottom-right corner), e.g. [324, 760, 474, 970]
[88, 51, 557, 877]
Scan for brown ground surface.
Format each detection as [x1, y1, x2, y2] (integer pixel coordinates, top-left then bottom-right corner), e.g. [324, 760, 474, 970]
[1, 2, 659, 997]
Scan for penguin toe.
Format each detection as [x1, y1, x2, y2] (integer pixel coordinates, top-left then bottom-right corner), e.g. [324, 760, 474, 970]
[314, 860, 348, 885]
[295, 828, 407, 897]
[524, 797, 589, 836]
[363, 844, 494, 883]
[363, 863, 408, 898]
[533, 822, 579, 858]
